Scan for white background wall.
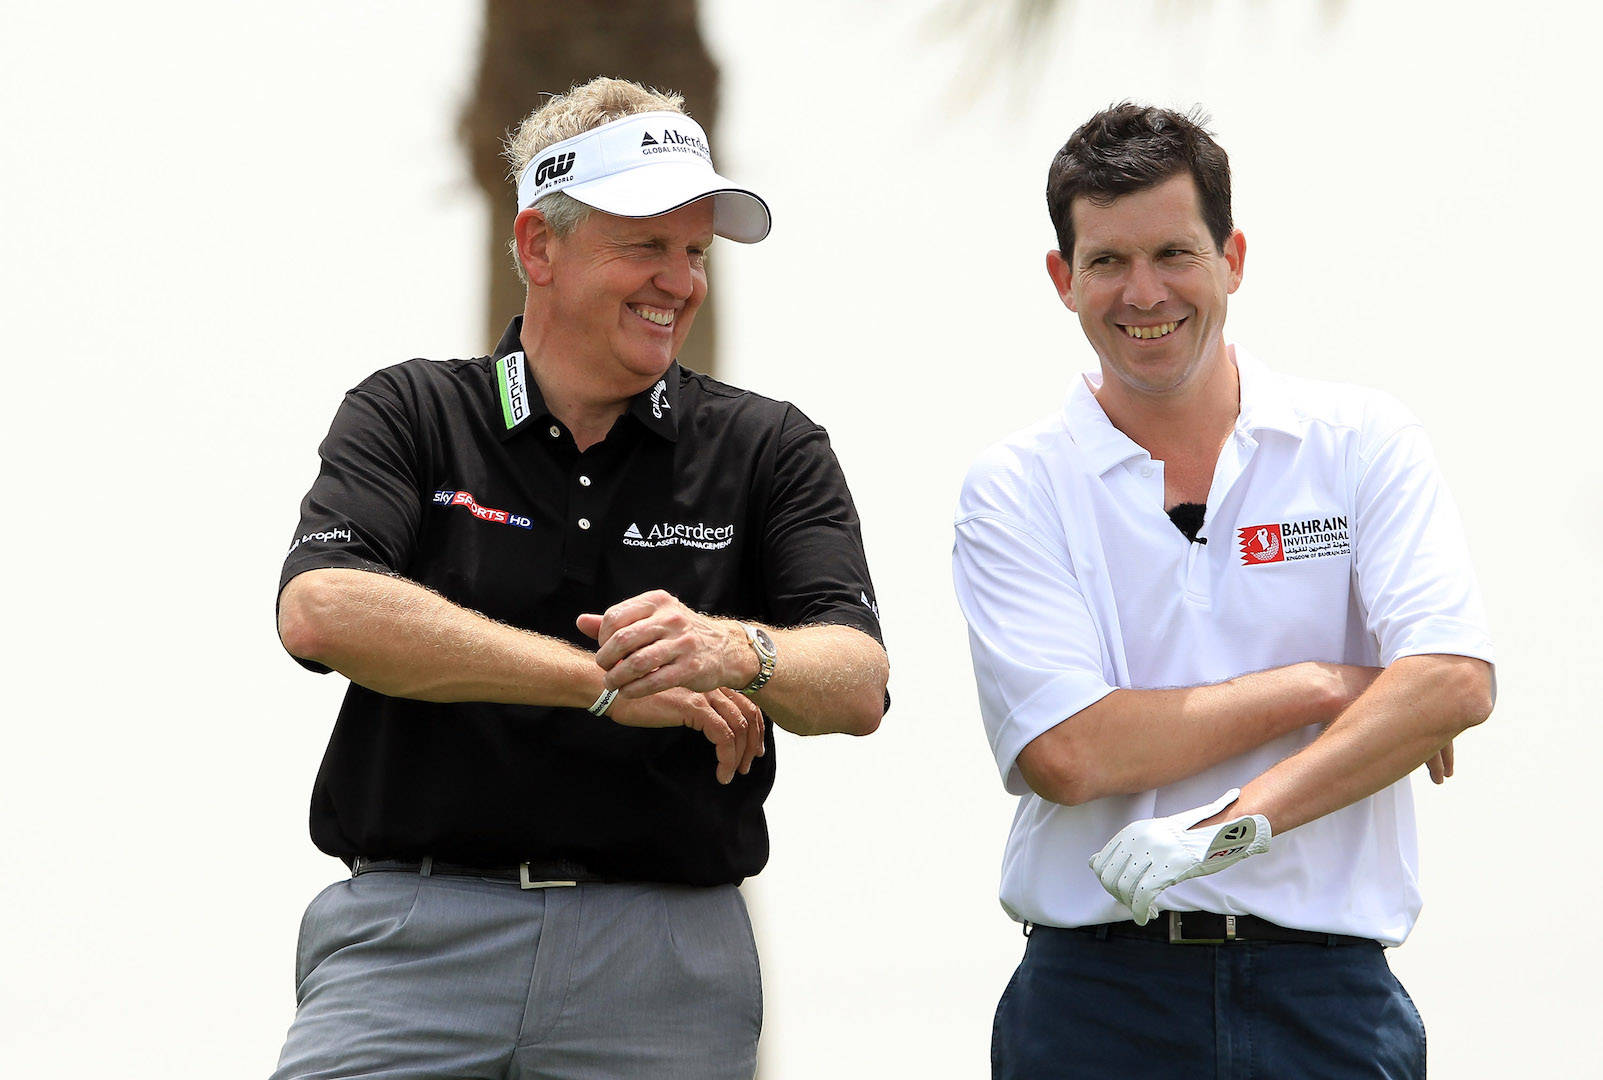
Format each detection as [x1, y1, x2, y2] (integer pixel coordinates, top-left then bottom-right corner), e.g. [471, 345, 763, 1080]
[4, 1, 1597, 1075]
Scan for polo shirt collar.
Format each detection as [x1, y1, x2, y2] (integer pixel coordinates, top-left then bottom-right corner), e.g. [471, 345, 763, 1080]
[489, 316, 681, 443]
[1231, 345, 1305, 440]
[624, 367, 681, 441]
[1062, 343, 1306, 473]
[1062, 374, 1147, 475]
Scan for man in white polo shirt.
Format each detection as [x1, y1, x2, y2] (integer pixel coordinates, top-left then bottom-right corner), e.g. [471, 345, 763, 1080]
[952, 103, 1494, 1078]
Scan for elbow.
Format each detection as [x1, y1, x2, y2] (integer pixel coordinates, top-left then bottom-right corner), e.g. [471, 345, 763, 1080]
[837, 647, 889, 736]
[277, 571, 346, 664]
[843, 673, 889, 737]
[1016, 733, 1101, 806]
[1408, 654, 1494, 739]
[1445, 658, 1495, 733]
[850, 698, 884, 737]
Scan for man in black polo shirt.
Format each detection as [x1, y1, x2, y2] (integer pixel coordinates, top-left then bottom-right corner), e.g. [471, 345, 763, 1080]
[270, 77, 888, 1080]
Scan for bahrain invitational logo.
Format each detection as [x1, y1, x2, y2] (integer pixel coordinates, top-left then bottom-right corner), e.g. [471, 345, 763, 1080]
[433, 490, 533, 530]
[1237, 513, 1351, 566]
[649, 379, 671, 419]
[532, 151, 576, 185]
[622, 520, 734, 550]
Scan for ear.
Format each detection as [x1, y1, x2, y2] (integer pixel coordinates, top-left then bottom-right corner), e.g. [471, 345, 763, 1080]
[514, 208, 556, 287]
[1222, 229, 1246, 295]
[1045, 250, 1077, 312]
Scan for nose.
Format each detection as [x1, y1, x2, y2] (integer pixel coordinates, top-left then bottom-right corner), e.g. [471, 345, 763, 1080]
[1121, 257, 1167, 310]
[654, 250, 699, 301]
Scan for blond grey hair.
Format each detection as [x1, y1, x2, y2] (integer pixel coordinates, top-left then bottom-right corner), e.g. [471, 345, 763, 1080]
[504, 77, 687, 281]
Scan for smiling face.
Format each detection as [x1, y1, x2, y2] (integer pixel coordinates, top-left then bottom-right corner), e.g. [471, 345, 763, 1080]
[1046, 171, 1245, 405]
[540, 199, 713, 393]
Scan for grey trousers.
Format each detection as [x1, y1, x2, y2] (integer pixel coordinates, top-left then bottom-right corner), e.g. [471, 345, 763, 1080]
[270, 868, 762, 1080]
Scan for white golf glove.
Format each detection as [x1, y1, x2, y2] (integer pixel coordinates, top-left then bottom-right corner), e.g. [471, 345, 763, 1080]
[1088, 788, 1271, 925]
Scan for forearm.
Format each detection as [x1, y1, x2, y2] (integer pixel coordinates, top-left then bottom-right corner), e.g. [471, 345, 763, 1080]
[1218, 654, 1493, 834]
[1017, 661, 1375, 805]
[278, 567, 604, 706]
[746, 623, 888, 737]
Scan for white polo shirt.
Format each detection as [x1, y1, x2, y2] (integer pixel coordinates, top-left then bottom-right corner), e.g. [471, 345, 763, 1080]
[952, 347, 1494, 945]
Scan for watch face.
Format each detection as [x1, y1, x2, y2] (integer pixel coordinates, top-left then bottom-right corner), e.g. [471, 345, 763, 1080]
[754, 628, 776, 655]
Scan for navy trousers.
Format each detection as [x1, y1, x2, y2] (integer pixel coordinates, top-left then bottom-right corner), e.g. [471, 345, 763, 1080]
[993, 925, 1425, 1079]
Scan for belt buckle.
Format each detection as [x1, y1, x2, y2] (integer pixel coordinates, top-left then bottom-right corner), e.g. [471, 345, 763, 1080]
[1167, 911, 1235, 944]
[519, 862, 578, 890]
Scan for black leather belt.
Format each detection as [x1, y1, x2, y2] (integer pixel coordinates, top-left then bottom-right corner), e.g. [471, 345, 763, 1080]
[1042, 911, 1375, 946]
[350, 856, 609, 889]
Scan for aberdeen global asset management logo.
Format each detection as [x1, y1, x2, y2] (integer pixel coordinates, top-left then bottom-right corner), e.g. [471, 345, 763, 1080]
[638, 127, 711, 161]
[622, 520, 734, 551]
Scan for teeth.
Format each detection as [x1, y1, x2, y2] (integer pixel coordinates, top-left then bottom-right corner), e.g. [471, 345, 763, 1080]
[1123, 321, 1179, 340]
[631, 305, 674, 326]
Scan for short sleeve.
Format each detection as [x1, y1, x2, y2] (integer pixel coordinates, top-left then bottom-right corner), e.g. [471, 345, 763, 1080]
[278, 382, 425, 668]
[1352, 420, 1494, 669]
[953, 468, 1117, 795]
[759, 410, 884, 644]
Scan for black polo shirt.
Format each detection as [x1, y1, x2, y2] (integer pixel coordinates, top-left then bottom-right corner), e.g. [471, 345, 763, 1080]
[279, 318, 884, 885]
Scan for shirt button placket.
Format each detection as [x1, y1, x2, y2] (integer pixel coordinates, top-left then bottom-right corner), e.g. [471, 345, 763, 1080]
[566, 462, 601, 585]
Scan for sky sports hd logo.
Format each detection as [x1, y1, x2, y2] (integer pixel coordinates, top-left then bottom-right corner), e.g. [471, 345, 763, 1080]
[433, 490, 533, 529]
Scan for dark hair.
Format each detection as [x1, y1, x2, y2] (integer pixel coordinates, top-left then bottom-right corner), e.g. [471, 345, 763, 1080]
[1046, 103, 1232, 259]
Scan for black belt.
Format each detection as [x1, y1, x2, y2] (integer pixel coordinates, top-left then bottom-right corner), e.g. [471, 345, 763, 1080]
[350, 856, 609, 889]
[1038, 912, 1375, 946]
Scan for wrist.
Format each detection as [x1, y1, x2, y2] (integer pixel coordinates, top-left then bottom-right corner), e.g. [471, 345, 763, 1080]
[550, 651, 610, 711]
[724, 620, 761, 689]
[731, 621, 777, 695]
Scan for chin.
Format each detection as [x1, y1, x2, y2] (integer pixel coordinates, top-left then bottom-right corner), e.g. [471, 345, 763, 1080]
[620, 354, 675, 380]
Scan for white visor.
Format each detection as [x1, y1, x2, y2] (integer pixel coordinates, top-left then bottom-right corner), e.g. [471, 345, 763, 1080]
[516, 111, 771, 243]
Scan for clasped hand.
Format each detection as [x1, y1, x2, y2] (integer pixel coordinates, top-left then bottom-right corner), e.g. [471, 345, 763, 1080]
[577, 590, 763, 785]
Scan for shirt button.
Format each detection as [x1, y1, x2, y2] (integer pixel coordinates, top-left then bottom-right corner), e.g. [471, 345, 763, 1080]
[578, 518, 591, 530]
[579, 476, 592, 487]
[548, 425, 561, 439]
[1140, 465, 1154, 478]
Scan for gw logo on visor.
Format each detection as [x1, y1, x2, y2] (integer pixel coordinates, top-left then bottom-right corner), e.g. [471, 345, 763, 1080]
[533, 152, 576, 185]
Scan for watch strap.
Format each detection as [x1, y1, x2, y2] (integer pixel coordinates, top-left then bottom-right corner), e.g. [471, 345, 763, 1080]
[738, 623, 776, 696]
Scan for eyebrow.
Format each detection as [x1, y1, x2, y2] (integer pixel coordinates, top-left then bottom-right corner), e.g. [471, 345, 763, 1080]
[618, 232, 715, 248]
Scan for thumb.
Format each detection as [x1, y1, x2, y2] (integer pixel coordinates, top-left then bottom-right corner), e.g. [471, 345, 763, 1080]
[576, 613, 603, 641]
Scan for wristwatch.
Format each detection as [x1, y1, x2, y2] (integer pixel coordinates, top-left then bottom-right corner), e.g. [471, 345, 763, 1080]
[737, 623, 777, 696]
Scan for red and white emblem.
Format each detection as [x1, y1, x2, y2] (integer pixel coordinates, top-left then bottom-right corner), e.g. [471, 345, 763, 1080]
[1238, 523, 1284, 564]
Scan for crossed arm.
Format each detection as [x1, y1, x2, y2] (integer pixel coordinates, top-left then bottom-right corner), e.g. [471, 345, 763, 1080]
[279, 568, 886, 782]
[1017, 652, 1493, 835]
